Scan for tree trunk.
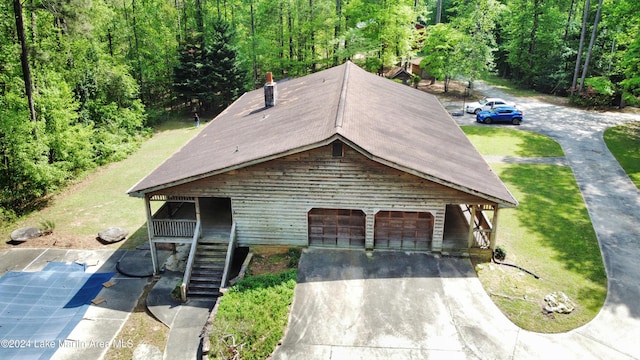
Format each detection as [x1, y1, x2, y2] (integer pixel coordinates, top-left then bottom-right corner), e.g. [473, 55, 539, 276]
[528, 0, 541, 71]
[13, 0, 36, 122]
[579, 0, 603, 92]
[436, 0, 442, 24]
[334, 0, 341, 65]
[571, 0, 590, 94]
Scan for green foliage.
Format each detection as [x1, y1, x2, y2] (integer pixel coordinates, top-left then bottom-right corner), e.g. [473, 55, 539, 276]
[420, 23, 465, 91]
[39, 220, 55, 235]
[569, 77, 616, 108]
[210, 270, 297, 359]
[286, 247, 302, 268]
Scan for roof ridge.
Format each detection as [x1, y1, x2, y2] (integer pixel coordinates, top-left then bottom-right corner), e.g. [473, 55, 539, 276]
[334, 61, 351, 129]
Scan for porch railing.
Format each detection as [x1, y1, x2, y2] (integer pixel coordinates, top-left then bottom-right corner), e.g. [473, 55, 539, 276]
[181, 221, 201, 302]
[464, 204, 493, 248]
[152, 219, 197, 238]
[220, 222, 237, 289]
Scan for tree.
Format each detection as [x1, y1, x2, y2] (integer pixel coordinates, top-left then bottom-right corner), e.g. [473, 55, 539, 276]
[449, 0, 503, 90]
[420, 23, 465, 92]
[202, 19, 247, 112]
[13, 0, 36, 122]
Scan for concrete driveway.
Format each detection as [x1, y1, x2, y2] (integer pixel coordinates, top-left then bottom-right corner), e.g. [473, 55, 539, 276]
[273, 86, 640, 360]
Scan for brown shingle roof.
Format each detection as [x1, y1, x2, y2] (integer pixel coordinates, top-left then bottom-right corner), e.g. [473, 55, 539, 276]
[128, 62, 517, 206]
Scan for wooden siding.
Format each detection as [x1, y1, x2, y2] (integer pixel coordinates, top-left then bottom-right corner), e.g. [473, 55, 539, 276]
[152, 144, 495, 251]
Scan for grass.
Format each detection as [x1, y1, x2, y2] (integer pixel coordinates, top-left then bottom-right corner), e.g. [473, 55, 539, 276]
[209, 269, 297, 360]
[464, 128, 607, 333]
[1, 117, 203, 250]
[604, 122, 640, 188]
[461, 126, 564, 157]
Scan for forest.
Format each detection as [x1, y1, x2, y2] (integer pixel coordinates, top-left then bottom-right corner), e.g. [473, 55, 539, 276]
[1, 0, 639, 221]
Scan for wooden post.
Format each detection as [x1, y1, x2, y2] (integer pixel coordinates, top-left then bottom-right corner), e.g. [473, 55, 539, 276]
[468, 204, 476, 248]
[194, 197, 201, 239]
[489, 206, 500, 250]
[145, 194, 159, 274]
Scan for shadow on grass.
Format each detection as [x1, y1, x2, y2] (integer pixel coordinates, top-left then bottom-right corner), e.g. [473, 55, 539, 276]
[498, 164, 608, 311]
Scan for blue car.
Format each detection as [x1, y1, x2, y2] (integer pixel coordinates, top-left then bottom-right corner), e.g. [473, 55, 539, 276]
[476, 106, 523, 125]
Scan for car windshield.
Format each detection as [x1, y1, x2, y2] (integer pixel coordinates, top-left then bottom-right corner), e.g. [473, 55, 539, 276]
[478, 99, 488, 105]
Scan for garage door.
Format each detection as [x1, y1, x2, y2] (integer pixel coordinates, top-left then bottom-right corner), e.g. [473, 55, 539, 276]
[374, 211, 434, 250]
[308, 208, 365, 248]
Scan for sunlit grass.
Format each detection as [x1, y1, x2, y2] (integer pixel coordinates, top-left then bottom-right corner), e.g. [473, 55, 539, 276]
[464, 128, 606, 333]
[462, 126, 564, 157]
[477, 164, 606, 333]
[604, 122, 640, 188]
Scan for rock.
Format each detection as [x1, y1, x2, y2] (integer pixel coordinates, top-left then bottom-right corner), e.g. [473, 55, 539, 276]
[132, 344, 163, 360]
[98, 227, 128, 243]
[10, 227, 42, 242]
[543, 291, 575, 314]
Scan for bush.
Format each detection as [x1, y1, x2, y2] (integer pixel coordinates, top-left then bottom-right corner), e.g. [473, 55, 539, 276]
[570, 77, 616, 108]
[494, 246, 507, 261]
[209, 270, 296, 359]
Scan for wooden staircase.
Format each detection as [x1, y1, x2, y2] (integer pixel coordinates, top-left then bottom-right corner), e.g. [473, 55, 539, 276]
[187, 238, 228, 298]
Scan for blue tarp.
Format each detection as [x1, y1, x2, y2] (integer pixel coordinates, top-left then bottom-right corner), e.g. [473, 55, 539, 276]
[0, 262, 114, 359]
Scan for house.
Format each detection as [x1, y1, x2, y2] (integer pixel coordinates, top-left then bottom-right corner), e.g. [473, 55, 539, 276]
[385, 66, 414, 85]
[128, 62, 516, 296]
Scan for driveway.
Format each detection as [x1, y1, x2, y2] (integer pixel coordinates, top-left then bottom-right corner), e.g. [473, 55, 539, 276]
[273, 86, 640, 360]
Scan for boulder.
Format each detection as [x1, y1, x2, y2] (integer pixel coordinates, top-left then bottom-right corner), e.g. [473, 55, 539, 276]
[10, 227, 42, 242]
[543, 291, 575, 314]
[98, 227, 128, 243]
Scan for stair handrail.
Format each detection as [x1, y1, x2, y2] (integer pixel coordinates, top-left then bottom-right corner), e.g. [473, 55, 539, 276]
[220, 221, 237, 289]
[181, 220, 201, 302]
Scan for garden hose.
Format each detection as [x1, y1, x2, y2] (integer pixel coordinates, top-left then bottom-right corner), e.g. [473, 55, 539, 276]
[492, 252, 540, 279]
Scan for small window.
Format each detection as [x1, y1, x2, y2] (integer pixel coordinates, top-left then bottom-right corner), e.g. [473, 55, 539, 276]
[332, 142, 344, 157]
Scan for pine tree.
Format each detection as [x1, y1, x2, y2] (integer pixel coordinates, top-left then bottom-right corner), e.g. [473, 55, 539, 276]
[202, 19, 247, 113]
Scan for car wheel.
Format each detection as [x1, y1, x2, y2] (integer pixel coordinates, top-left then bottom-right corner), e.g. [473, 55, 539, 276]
[484, 118, 492, 124]
[512, 118, 521, 125]
[474, 108, 481, 114]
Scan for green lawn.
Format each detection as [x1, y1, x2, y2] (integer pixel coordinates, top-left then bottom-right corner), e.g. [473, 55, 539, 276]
[604, 122, 640, 188]
[465, 127, 607, 333]
[1, 118, 203, 249]
[461, 126, 564, 157]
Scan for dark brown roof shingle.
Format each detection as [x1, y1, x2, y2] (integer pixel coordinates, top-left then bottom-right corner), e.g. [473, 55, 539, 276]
[128, 62, 517, 206]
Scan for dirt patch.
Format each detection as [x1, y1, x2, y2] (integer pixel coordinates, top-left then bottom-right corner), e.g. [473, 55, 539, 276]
[247, 247, 301, 277]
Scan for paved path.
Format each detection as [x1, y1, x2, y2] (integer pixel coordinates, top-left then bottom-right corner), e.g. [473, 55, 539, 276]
[274, 85, 640, 359]
[455, 83, 640, 359]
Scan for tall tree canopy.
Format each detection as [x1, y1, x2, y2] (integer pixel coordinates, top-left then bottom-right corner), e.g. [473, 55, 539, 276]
[1, 0, 639, 220]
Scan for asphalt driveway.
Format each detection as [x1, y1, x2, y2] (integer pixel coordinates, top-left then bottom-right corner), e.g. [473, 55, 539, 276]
[272, 249, 519, 360]
[273, 85, 640, 360]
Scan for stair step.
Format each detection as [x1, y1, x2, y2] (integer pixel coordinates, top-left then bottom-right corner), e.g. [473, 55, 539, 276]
[193, 261, 224, 268]
[188, 290, 221, 298]
[199, 239, 228, 245]
[193, 267, 224, 273]
[191, 275, 222, 281]
[196, 252, 227, 260]
[189, 283, 220, 290]
[198, 243, 228, 250]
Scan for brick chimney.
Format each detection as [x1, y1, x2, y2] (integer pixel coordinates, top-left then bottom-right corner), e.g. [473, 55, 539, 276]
[264, 72, 277, 108]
